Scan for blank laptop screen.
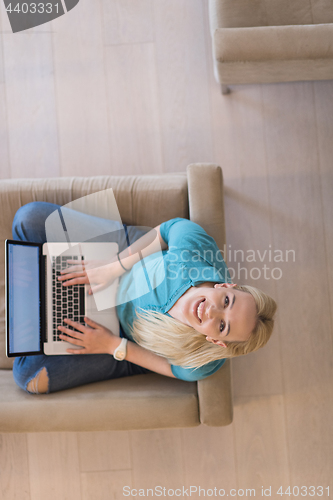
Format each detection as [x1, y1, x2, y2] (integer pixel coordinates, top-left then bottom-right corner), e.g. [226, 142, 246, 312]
[7, 243, 41, 354]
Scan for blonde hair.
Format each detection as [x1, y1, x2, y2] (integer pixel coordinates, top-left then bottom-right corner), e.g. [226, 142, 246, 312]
[130, 285, 277, 369]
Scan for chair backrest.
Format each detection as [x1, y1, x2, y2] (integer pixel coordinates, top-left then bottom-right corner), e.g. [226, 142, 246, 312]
[209, 0, 333, 30]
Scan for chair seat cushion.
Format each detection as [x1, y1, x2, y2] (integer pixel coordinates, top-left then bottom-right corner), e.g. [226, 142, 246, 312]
[214, 24, 333, 62]
[209, 0, 333, 31]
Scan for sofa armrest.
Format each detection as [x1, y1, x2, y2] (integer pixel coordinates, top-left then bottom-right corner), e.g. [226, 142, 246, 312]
[213, 24, 333, 63]
[187, 163, 233, 426]
[198, 360, 233, 426]
[186, 163, 226, 249]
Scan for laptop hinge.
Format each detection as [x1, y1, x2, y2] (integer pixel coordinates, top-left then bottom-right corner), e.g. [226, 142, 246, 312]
[41, 254, 48, 343]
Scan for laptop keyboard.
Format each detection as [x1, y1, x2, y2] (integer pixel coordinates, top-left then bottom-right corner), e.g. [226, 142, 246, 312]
[52, 255, 85, 342]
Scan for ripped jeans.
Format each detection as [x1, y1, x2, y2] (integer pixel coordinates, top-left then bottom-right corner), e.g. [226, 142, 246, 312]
[12, 201, 150, 394]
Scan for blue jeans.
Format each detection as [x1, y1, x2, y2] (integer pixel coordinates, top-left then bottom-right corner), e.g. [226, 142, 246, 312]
[12, 201, 150, 393]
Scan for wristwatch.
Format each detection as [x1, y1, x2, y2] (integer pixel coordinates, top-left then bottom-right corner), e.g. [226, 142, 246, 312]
[113, 338, 128, 361]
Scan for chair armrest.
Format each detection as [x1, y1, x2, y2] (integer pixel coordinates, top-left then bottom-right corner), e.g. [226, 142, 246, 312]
[213, 24, 333, 63]
[187, 163, 233, 426]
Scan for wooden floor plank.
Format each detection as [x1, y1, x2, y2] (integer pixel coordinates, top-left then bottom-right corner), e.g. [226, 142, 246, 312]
[153, 0, 213, 172]
[0, 83, 10, 179]
[100, 0, 154, 46]
[234, 395, 290, 493]
[81, 470, 132, 500]
[0, 434, 30, 500]
[51, 0, 111, 177]
[2, 31, 60, 178]
[78, 431, 131, 472]
[0, 10, 4, 83]
[27, 432, 81, 500]
[104, 43, 163, 175]
[129, 430, 184, 491]
[181, 425, 238, 494]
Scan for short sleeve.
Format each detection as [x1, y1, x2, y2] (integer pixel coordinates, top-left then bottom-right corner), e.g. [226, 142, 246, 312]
[160, 217, 231, 283]
[160, 218, 190, 246]
[160, 218, 214, 250]
[170, 358, 226, 382]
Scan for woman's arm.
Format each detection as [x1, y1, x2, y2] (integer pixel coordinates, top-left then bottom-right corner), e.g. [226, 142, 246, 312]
[58, 224, 168, 291]
[124, 339, 175, 378]
[117, 224, 168, 274]
[58, 317, 176, 378]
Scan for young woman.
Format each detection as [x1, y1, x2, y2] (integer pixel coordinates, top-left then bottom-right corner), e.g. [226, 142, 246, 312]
[12, 202, 277, 394]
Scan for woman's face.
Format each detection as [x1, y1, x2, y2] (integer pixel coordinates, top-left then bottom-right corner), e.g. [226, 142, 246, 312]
[170, 283, 257, 347]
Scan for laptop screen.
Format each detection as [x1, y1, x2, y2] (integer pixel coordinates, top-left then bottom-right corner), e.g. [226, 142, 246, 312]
[7, 242, 42, 355]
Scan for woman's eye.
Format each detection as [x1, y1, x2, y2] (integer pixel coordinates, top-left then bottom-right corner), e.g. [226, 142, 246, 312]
[224, 296, 229, 307]
[220, 320, 225, 333]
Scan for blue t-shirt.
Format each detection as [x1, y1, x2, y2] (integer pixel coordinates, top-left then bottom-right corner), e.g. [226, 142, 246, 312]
[116, 218, 231, 381]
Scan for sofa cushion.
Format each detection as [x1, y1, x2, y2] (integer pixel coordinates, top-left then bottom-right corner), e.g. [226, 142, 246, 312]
[0, 370, 200, 431]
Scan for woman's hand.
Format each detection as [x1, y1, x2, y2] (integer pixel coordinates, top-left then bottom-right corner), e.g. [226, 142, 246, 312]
[58, 259, 122, 295]
[58, 317, 176, 378]
[58, 317, 121, 354]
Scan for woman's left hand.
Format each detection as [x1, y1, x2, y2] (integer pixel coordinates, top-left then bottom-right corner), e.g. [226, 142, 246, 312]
[58, 317, 120, 354]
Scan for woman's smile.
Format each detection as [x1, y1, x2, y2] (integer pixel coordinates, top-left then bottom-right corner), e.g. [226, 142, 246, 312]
[169, 282, 258, 345]
[194, 298, 205, 323]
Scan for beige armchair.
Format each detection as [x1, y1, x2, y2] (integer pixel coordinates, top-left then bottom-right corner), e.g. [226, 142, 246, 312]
[209, 0, 333, 93]
[0, 164, 233, 432]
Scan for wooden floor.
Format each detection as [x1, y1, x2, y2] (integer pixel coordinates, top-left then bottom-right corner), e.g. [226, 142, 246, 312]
[1, 1, 333, 499]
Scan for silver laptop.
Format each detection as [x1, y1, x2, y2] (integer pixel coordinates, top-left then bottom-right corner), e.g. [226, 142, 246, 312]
[5, 240, 119, 357]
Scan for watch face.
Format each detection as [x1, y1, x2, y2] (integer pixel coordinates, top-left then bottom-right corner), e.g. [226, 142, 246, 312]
[114, 338, 127, 361]
[115, 351, 125, 361]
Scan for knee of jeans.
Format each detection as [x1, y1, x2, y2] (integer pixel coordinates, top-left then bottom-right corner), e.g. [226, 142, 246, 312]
[12, 206, 24, 237]
[26, 367, 49, 394]
[12, 203, 35, 238]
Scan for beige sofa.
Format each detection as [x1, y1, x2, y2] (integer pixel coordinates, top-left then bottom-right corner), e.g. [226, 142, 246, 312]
[0, 164, 233, 432]
[209, 0, 333, 93]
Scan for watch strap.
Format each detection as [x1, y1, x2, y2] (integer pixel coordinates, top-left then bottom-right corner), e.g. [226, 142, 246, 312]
[113, 338, 128, 361]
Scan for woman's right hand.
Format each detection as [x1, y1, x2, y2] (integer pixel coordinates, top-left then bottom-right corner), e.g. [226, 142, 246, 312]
[58, 258, 123, 295]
